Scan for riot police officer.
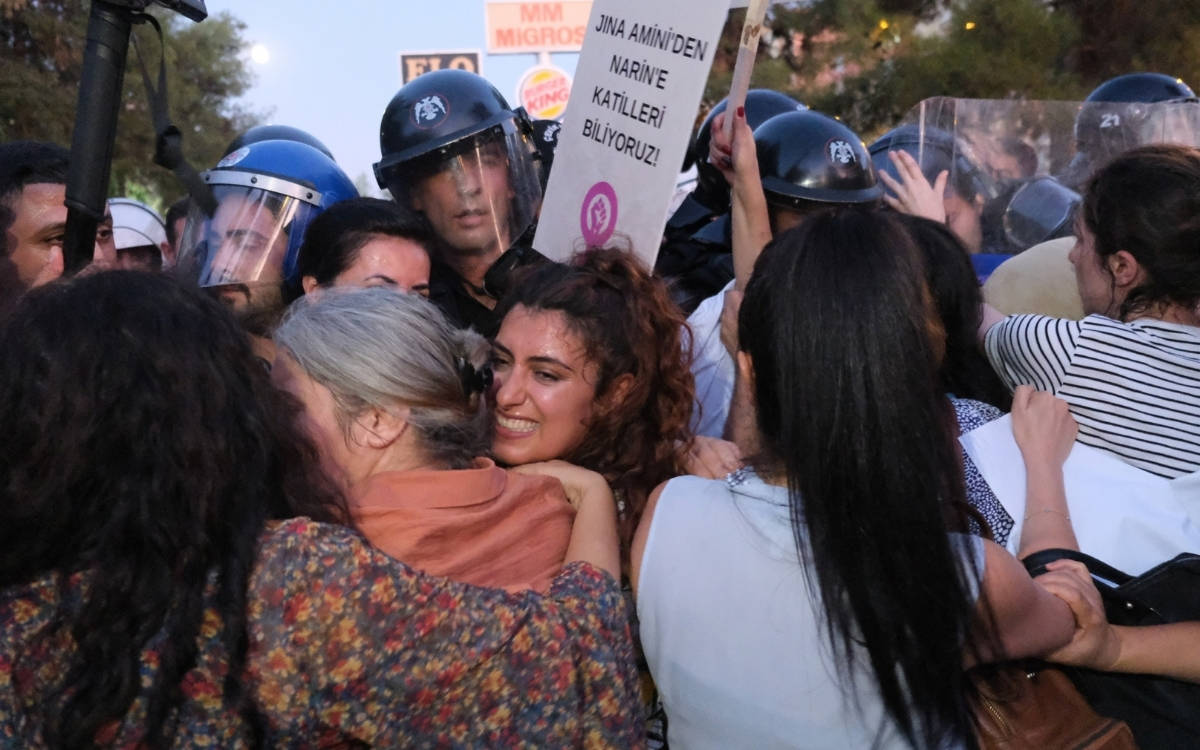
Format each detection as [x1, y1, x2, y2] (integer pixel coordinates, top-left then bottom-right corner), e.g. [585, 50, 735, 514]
[661, 106, 877, 314]
[753, 109, 883, 228]
[1062, 72, 1196, 189]
[373, 69, 545, 336]
[870, 124, 995, 254]
[689, 109, 882, 436]
[174, 138, 358, 330]
[656, 91, 807, 313]
[668, 90, 807, 236]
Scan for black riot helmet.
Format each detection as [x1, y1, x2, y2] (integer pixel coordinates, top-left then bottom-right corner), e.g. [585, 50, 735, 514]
[224, 125, 334, 161]
[374, 69, 535, 185]
[1064, 73, 1197, 189]
[1085, 72, 1195, 104]
[372, 69, 542, 259]
[685, 90, 807, 212]
[869, 124, 994, 205]
[754, 110, 882, 208]
[1002, 176, 1080, 249]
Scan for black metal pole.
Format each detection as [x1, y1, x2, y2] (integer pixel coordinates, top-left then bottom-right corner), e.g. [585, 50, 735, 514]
[63, 2, 134, 274]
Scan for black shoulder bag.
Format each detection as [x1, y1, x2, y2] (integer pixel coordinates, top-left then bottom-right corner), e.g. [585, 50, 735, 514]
[1023, 548, 1200, 750]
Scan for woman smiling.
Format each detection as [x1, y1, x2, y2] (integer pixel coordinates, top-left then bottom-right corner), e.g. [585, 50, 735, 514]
[490, 247, 696, 550]
[272, 287, 611, 592]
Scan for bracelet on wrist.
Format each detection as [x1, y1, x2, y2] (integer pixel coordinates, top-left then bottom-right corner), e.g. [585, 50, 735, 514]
[1023, 507, 1070, 522]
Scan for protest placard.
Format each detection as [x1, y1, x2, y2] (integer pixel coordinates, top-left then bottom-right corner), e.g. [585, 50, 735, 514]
[532, 0, 731, 266]
[724, 0, 770, 141]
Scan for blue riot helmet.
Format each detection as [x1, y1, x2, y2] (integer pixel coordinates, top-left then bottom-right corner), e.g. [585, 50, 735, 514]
[223, 124, 335, 161]
[373, 69, 542, 260]
[754, 110, 882, 209]
[175, 139, 358, 313]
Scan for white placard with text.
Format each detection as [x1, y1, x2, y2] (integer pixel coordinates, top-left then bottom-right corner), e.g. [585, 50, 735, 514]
[533, 0, 731, 266]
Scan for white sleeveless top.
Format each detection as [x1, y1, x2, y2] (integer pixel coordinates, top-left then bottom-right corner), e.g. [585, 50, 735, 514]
[637, 471, 982, 749]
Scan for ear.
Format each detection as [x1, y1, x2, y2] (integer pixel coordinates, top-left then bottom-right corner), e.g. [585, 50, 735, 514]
[736, 350, 755, 389]
[604, 372, 636, 410]
[301, 275, 319, 295]
[1106, 249, 1142, 289]
[349, 406, 409, 450]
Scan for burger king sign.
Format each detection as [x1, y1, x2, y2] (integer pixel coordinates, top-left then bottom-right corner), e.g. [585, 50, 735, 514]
[517, 65, 573, 121]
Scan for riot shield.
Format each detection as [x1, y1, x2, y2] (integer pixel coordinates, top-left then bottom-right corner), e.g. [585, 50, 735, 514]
[875, 98, 1200, 255]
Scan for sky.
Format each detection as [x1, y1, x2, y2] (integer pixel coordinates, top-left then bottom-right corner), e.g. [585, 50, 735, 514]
[201, 0, 581, 195]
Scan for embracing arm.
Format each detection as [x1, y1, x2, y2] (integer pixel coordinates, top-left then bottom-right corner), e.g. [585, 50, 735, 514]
[1039, 560, 1200, 684]
[513, 460, 621, 578]
[970, 387, 1082, 660]
[679, 435, 743, 479]
[248, 520, 641, 746]
[971, 539, 1076, 662]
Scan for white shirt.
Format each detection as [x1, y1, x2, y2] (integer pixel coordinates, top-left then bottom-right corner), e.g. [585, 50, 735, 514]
[687, 280, 736, 438]
[638, 471, 981, 749]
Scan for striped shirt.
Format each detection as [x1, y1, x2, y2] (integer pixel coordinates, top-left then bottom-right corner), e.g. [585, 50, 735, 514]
[986, 314, 1200, 479]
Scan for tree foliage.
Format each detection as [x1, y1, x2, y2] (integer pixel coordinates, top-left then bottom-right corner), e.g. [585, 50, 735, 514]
[705, 0, 1200, 140]
[0, 0, 261, 209]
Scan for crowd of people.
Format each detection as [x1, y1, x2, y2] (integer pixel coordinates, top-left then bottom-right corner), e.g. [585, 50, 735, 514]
[1, 61, 1199, 748]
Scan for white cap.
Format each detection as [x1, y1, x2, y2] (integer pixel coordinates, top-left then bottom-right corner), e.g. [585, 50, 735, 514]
[108, 198, 168, 250]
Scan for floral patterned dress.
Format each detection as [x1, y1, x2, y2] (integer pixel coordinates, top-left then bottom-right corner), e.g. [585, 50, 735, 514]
[0, 518, 643, 748]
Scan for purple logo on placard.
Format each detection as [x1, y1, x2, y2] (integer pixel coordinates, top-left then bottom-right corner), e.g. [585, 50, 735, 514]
[580, 181, 618, 246]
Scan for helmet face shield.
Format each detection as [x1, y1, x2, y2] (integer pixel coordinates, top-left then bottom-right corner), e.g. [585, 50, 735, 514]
[175, 184, 317, 310]
[1003, 177, 1080, 248]
[384, 126, 542, 257]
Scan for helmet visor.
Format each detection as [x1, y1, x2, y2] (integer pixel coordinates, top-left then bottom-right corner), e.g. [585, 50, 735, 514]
[175, 185, 315, 290]
[385, 127, 542, 257]
[1003, 177, 1080, 249]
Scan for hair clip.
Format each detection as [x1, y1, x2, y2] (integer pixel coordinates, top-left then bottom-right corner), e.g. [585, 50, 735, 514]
[456, 358, 494, 395]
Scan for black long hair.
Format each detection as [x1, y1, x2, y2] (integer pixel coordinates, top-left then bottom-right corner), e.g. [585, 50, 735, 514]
[0, 271, 349, 747]
[898, 214, 1012, 411]
[738, 208, 981, 748]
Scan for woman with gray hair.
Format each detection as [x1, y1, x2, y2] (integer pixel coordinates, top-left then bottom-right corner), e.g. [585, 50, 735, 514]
[273, 287, 591, 593]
